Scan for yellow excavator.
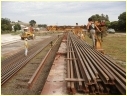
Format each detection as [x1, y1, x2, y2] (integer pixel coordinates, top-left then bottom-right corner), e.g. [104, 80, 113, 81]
[20, 27, 34, 40]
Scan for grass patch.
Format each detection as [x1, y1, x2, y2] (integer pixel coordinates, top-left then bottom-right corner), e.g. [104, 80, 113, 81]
[85, 33, 126, 69]
[102, 35, 126, 62]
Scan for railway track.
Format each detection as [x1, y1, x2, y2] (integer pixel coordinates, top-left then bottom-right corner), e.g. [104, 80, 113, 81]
[1, 32, 126, 95]
[1, 35, 60, 86]
[40, 32, 126, 95]
[28, 34, 63, 88]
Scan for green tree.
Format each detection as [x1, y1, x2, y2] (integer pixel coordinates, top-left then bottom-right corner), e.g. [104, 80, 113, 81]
[118, 12, 126, 31]
[14, 23, 21, 32]
[109, 21, 118, 31]
[29, 20, 36, 27]
[90, 14, 101, 21]
[1, 18, 11, 24]
[1, 18, 12, 31]
[90, 14, 110, 27]
[101, 14, 107, 20]
[1, 24, 8, 31]
[105, 21, 110, 28]
[90, 14, 109, 22]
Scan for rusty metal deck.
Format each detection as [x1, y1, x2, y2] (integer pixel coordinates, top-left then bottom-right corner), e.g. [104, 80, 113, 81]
[41, 40, 67, 95]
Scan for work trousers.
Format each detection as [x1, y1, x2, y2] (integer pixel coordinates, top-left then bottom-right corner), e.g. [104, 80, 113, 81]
[90, 29, 96, 47]
[25, 47, 28, 56]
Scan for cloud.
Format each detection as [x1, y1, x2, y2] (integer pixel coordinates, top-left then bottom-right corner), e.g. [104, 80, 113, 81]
[1, 1, 126, 25]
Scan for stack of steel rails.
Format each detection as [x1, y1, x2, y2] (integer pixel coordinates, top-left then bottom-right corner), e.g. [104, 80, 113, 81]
[66, 32, 126, 95]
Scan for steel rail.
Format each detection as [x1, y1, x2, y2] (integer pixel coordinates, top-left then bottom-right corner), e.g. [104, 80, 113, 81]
[2, 37, 53, 73]
[79, 36, 126, 77]
[67, 32, 125, 94]
[74, 36, 126, 94]
[70, 42, 83, 91]
[1, 36, 58, 85]
[28, 34, 62, 88]
[67, 34, 71, 93]
[72, 36, 114, 82]
[70, 34, 109, 83]
[69, 44, 76, 94]
[71, 38, 91, 83]
[2, 37, 55, 77]
[73, 40, 97, 83]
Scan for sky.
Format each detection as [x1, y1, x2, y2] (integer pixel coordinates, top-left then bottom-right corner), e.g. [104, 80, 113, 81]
[1, 1, 126, 26]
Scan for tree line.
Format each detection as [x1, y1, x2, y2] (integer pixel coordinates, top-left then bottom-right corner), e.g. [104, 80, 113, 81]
[90, 12, 126, 32]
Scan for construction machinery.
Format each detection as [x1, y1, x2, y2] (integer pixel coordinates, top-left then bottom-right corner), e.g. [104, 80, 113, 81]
[20, 27, 34, 40]
[47, 25, 86, 33]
